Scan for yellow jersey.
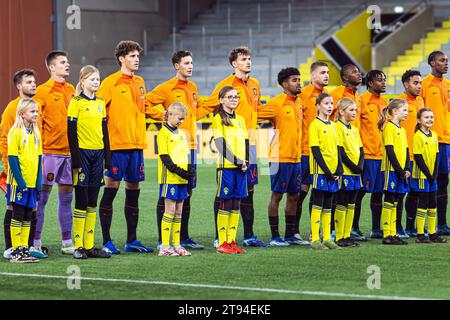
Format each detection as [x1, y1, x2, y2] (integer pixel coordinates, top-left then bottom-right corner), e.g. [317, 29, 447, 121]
[335, 120, 363, 176]
[67, 94, 106, 150]
[157, 124, 190, 185]
[212, 113, 248, 169]
[412, 129, 439, 179]
[309, 118, 339, 174]
[7, 128, 42, 187]
[381, 121, 408, 172]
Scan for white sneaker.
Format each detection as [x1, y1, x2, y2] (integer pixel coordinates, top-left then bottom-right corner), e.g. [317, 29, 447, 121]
[174, 246, 191, 256]
[3, 248, 13, 260]
[158, 248, 179, 257]
[213, 239, 219, 248]
[269, 236, 290, 246]
[61, 245, 75, 255]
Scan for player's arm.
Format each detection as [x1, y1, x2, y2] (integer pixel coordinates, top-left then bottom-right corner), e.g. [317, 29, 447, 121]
[196, 85, 221, 120]
[145, 85, 165, 121]
[339, 146, 361, 174]
[102, 118, 111, 170]
[311, 147, 333, 178]
[157, 132, 191, 179]
[256, 101, 276, 121]
[357, 147, 365, 172]
[67, 99, 82, 170]
[7, 131, 27, 191]
[405, 148, 411, 171]
[414, 153, 433, 181]
[0, 110, 14, 171]
[432, 152, 439, 180]
[385, 146, 404, 177]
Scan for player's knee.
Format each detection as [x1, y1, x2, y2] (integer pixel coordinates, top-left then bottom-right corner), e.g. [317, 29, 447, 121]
[100, 188, 119, 208]
[125, 181, 140, 191]
[58, 184, 73, 194]
[42, 184, 52, 192]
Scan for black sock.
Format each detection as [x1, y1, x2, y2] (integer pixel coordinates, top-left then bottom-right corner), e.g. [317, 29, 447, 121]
[285, 214, 296, 238]
[214, 197, 220, 239]
[125, 189, 140, 244]
[330, 198, 337, 231]
[4, 209, 12, 249]
[29, 211, 37, 247]
[405, 192, 418, 230]
[99, 188, 118, 245]
[295, 190, 308, 234]
[371, 192, 383, 231]
[156, 198, 165, 242]
[240, 191, 254, 239]
[437, 174, 449, 226]
[353, 191, 365, 230]
[269, 215, 279, 238]
[309, 196, 313, 216]
[180, 197, 191, 241]
[396, 195, 405, 230]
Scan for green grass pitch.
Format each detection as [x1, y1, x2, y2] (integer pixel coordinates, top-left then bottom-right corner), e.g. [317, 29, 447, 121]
[0, 159, 449, 300]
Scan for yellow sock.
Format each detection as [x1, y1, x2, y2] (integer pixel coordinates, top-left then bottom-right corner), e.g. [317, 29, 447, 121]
[416, 208, 427, 235]
[390, 202, 398, 237]
[381, 202, 394, 238]
[344, 204, 355, 239]
[161, 213, 174, 247]
[428, 208, 437, 235]
[227, 210, 240, 243]
[10, 219, 22, 249]
[334, 205, 346, 241]
[171, 215, 182, 247]
[73, 209, 87, 249]
[20, 220, 31, 248]
[322, 208, 332, 241]
[217, 209, 230, 245]
[311, 205, 322, 242]
[84, 207, 97, 250]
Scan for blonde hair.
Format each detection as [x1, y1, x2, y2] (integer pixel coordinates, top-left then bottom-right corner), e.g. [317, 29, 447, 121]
[75, 65, 100, 96]
[9, 98, 40, 147]
[377, 98, 407, 130]
[334, 98, 356, 122]
[163, 102, 188, 123]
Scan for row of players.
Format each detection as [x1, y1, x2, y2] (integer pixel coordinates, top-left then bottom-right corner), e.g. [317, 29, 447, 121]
[1, 41, 449, 261]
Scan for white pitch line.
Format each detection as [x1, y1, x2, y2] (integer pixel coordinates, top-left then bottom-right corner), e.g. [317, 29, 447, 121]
[0, 272, 434, 300]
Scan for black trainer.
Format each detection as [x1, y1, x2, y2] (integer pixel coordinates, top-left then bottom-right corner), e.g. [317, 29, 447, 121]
[392, 235, 408, 245]
[337, 239, 350, 247]
[429, 233, 448, 243]
[85, 247, 111, 258]
[345, 238, 361, 247]
[73, 247, 88, 259]
[382, 236, 396, 245]
[415, 234, 431, 244]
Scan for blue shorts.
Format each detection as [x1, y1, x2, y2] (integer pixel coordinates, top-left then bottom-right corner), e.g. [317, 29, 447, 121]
[383, 171, 409, 194]
[159, 184, 188, 201]
[301, 155, 312, 185]
[247, 145, 258, 187]
[216, 169, 248, 199]
[106, 150, 145, 182]
[188, 149, 197, 190]
[438, 144, 450, 174]
[311, 174, 340, 193]
[339, 175, 362, 191]
[270, 162, 301, 194]
[6, 185, 37, 209]
[74, 149, 104, 187]
[410, 178, 438, 193]
[362, 159, 384, 193]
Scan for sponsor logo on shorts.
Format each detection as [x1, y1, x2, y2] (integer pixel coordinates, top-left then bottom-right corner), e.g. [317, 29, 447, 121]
[170, 187, 175, 196]
[281, 182, 286, 189]
[111, 167, 119, 175]
[47, 173, 55, 182]
[17, 192, 22, 201]
[224, 187, 229, 195]
[140, 164, 145, 173]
